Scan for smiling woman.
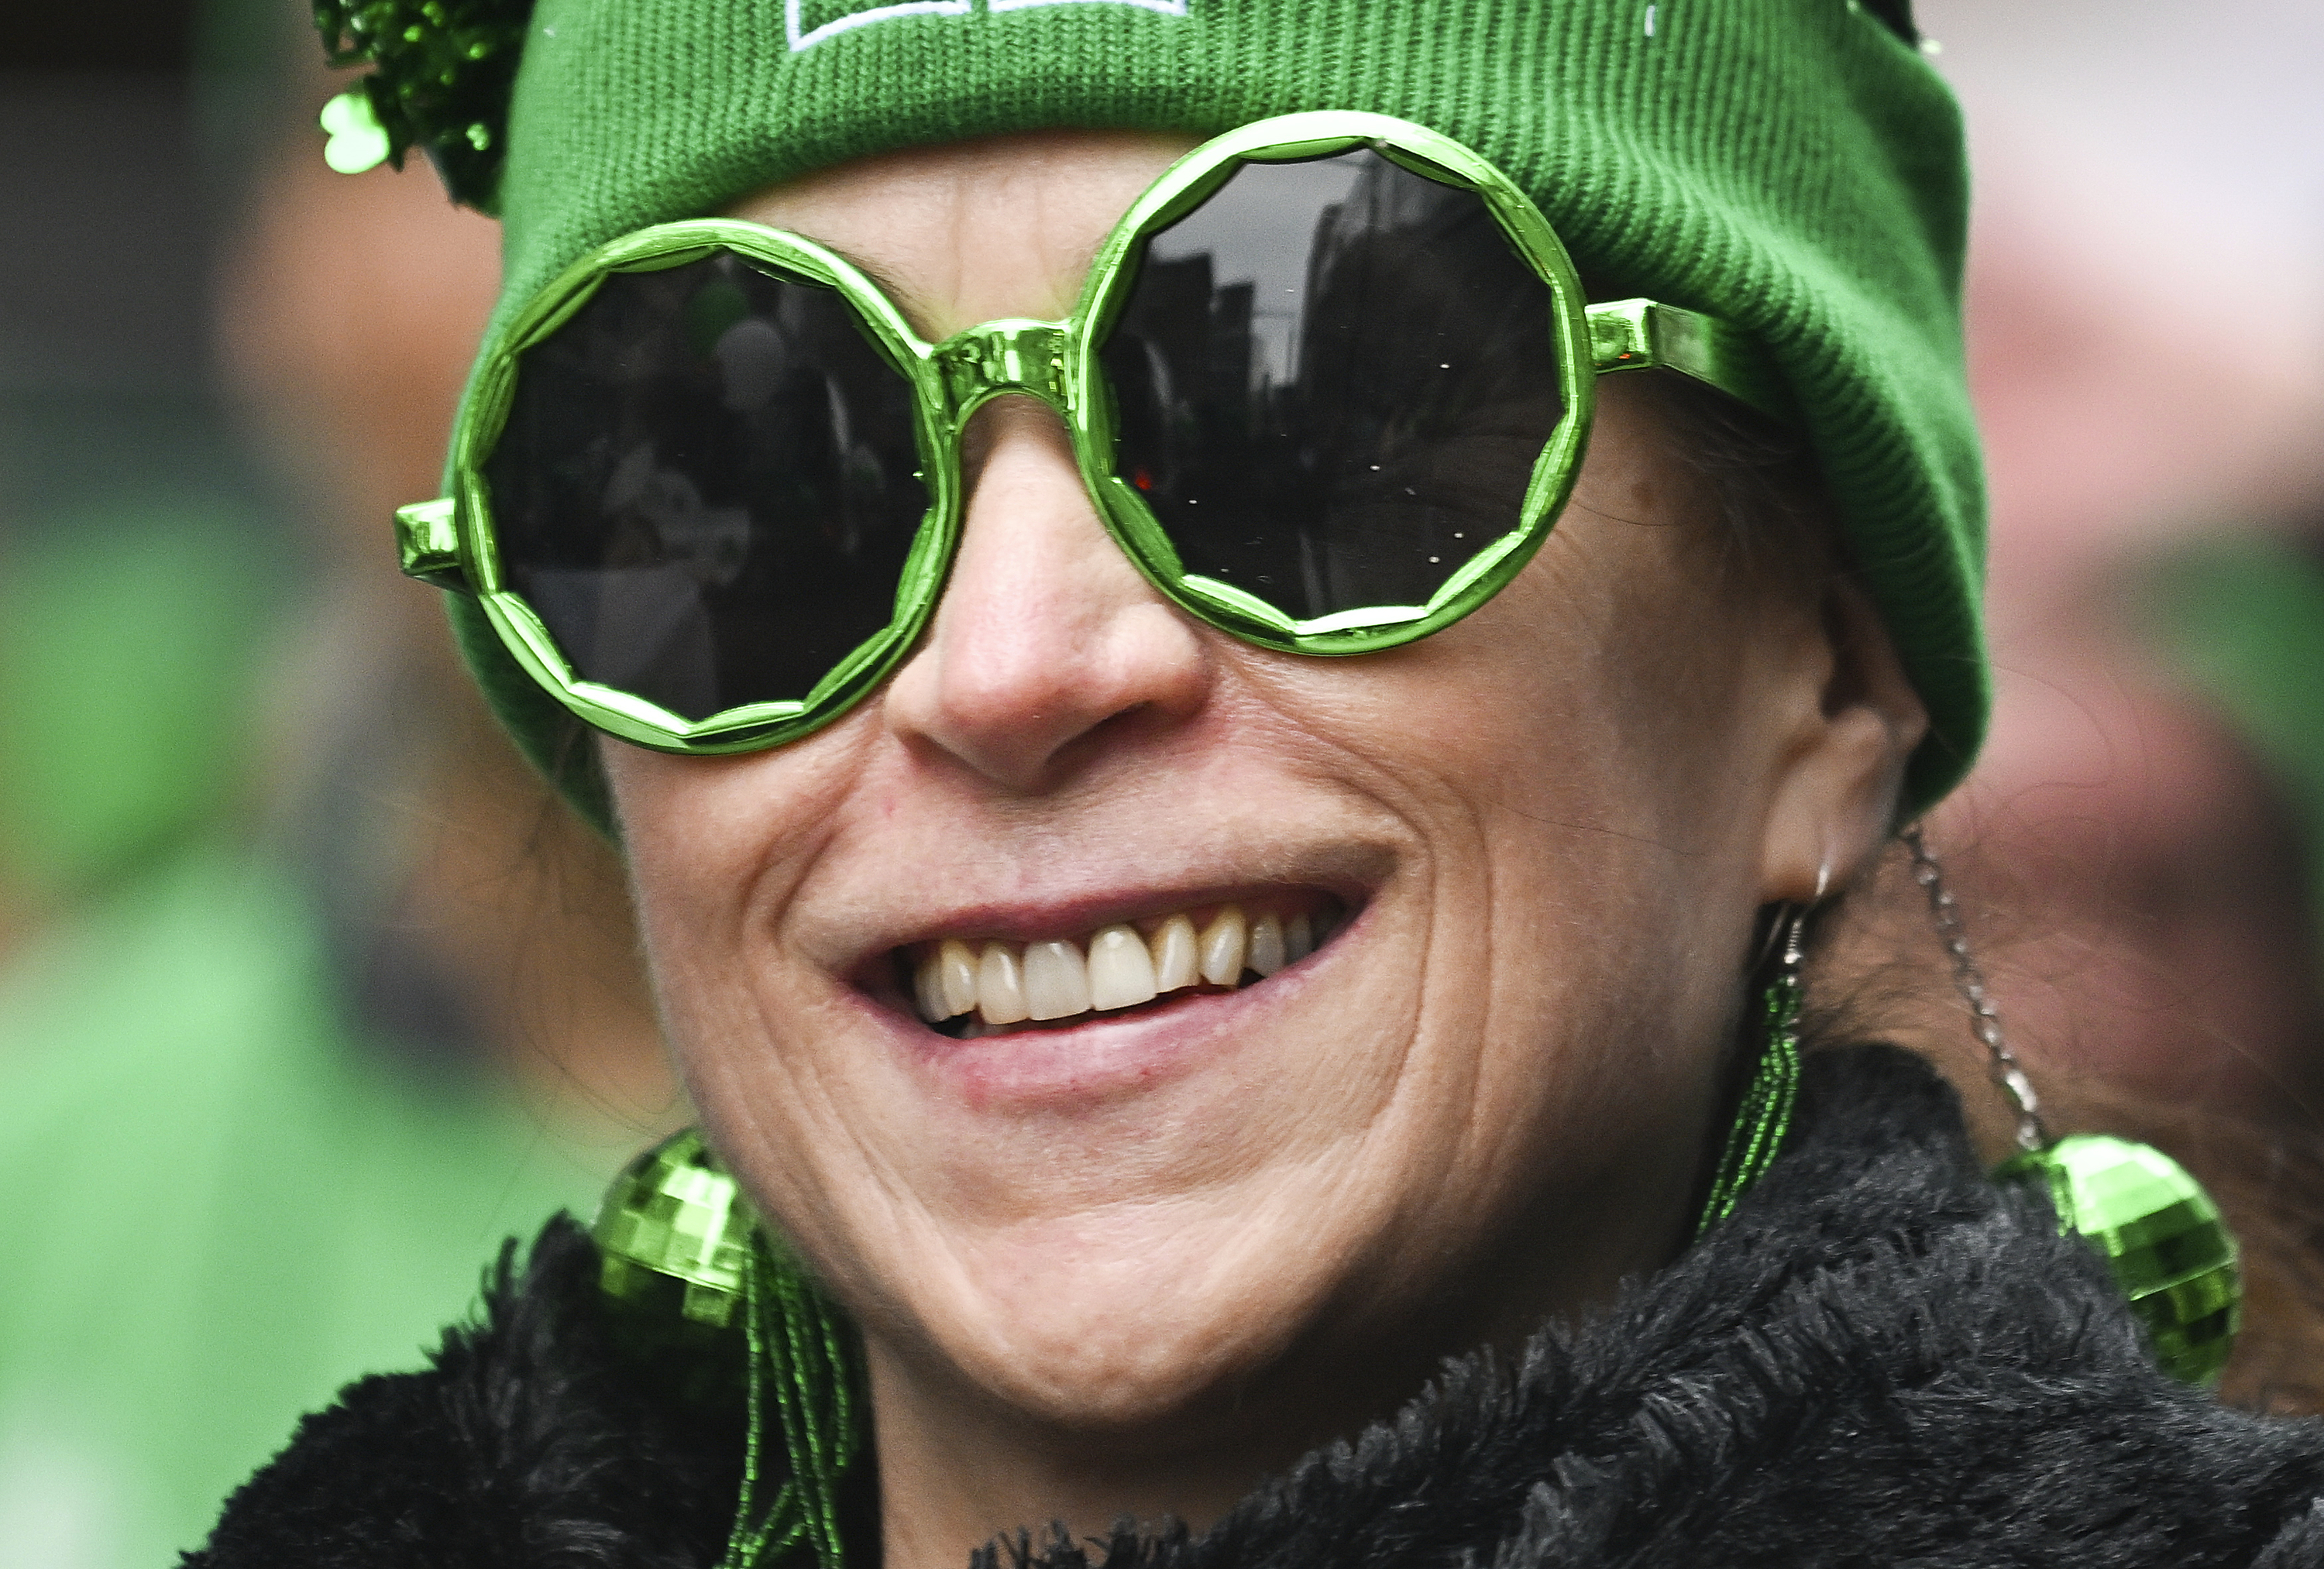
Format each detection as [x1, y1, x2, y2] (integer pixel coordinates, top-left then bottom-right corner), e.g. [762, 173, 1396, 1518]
[613, 134, 1882, 1524]
[187, 2, 2324, 1567]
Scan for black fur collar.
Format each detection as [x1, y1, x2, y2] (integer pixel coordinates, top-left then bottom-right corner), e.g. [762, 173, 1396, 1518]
[188, 1046, 2324, 1568]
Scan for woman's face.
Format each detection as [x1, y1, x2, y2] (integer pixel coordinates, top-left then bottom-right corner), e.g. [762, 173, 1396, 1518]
[603, 131, 1922, 1447]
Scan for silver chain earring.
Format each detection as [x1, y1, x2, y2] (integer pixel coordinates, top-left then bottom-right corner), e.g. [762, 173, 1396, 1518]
[1901, 826, 2047, 1153]
[1900, 825, 2240, 1385]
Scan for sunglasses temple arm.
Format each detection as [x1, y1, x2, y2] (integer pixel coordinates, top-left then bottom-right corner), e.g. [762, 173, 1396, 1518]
[1584, 299, 1798, 427]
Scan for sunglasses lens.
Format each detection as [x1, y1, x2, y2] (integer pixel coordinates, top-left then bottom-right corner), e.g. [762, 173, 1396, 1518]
[485, 252, 929, 721]
[1102, 149, 1564, 625]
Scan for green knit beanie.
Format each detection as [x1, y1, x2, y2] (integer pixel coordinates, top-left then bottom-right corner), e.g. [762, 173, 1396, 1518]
[340, 0, 1987, 821]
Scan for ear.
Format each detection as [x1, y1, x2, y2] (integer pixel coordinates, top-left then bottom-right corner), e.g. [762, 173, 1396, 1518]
[1756, 577, 1930, 901]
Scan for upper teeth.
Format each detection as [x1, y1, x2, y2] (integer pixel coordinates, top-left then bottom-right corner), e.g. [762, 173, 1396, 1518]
[910, 902, 1329, 1028]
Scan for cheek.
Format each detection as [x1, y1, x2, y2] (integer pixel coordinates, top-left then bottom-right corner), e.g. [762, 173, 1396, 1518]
[605, 703, 885, 898]
[1220, 548, 1768, 1116]
[1243, 515, 1777, 1090]
[1287, 530, 1761, 860]
[604, 724, 939, 1283]
[600, 723, 874, 1069]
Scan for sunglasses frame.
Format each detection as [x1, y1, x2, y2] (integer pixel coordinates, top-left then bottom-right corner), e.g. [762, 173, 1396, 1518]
[399, 110, 1793, 755]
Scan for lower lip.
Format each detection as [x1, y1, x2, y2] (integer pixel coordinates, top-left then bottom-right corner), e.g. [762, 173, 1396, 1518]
[864, 958, 1315, 1112]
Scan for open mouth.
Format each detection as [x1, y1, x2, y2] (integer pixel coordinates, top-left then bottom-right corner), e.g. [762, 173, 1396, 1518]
[897, 895, 1349, 1039]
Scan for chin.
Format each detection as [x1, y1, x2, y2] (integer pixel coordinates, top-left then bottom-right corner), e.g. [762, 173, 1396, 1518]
[886, 1213, 1342, 1433]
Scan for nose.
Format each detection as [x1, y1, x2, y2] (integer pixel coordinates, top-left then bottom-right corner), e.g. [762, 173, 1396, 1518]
[882, 398, 1213, 794]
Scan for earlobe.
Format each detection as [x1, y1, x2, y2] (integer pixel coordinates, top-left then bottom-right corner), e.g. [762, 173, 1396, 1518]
[1756, 579, 1930, 903]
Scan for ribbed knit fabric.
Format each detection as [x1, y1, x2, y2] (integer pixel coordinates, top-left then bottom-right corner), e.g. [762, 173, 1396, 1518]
[459, 0, 1986, 818]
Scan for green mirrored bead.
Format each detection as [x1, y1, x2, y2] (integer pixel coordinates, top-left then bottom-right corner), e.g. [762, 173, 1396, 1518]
[1998, 1134, 2240, 1386]
[593, 1127, 756, 1331]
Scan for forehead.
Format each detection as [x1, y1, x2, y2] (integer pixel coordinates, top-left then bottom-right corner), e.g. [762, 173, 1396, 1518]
[721, 129, 1198, 339]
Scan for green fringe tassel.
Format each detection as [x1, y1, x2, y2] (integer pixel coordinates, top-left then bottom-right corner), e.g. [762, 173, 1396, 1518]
[1695, 962, 1803, 1234]
[722, 1236, 863, 1569]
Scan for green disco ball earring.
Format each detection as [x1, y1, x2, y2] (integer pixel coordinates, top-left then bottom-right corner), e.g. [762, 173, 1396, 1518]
[1906, 829, 2242, 1386]
[1996, 1134, 2240, 1385]
[594, 1127, 755, 1327]
[592, 1130, 865, 1569]
[592, 1128, 756, 1402]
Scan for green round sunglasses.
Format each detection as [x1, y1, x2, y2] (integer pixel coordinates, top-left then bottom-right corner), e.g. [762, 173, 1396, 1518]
[396, 111, 1793, 755]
